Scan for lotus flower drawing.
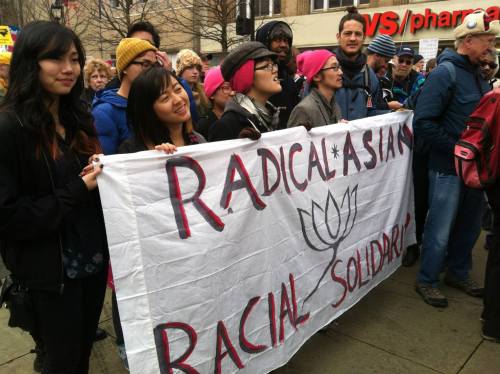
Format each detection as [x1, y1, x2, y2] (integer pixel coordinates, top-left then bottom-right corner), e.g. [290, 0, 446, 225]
[298, 185, 358, 305]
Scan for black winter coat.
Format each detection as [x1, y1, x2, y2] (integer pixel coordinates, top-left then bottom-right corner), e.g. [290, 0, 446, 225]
[269, 66, 301, 129]
[207, 100, 270, 142]
[0, 112, 108, 292]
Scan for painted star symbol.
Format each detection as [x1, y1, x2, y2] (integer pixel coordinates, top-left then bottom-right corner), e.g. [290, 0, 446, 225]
[331, 145, 340, 159]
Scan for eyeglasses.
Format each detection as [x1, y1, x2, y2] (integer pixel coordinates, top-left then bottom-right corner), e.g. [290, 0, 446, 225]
[129, 60, 158, 69]
[255, 63, 278, 72]
[481, 61, 498, 69]
[321, 65, 341, 72]
[218, 84, 233, 94]
[398, 58, 413, 65]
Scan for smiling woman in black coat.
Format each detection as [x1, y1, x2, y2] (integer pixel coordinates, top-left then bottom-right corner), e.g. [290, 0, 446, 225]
[0, 21, 108, 372]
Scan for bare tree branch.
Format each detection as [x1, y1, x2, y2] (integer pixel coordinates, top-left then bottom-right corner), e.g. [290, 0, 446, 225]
[79, 0, 157, 55]
[159, 0, 241, 52]
[0, 0, 89, 37]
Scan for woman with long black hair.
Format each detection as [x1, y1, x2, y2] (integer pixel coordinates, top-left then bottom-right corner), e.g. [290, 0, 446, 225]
[120, 66, 205, 154]
[115, 65, 204, 369]
[0, 21, 107, 372]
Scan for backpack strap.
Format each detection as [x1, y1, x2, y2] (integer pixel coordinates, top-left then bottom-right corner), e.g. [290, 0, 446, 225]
[440, 61, 456, 86]
[362, 64, 372, 96]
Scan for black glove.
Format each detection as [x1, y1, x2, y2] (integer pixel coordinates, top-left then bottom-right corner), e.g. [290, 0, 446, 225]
[238, 127, 261, 140]
[299, 122, 313, 131]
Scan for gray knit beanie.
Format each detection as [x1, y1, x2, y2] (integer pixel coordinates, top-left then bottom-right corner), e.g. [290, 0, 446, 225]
[367, 35, 396, 58]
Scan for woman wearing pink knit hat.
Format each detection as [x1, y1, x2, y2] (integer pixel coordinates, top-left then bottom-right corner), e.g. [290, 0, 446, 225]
[288, 49, 344, 128]
[197, 66, 234, 139]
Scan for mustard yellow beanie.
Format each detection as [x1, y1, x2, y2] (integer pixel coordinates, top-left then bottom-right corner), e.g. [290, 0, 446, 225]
[115, 38, 157, 78]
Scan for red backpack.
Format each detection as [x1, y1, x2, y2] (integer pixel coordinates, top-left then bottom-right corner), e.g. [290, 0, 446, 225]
[455, 88, 500, 188]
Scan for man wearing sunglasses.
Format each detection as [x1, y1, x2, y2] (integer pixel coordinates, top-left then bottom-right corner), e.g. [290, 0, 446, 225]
[414, 10, 500, 308]
[380, 46, 425, 107]
[479, 50, 499, 88]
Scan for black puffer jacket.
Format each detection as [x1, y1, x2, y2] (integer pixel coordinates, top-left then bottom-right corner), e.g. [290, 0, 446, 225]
[0, 112, 108, 292]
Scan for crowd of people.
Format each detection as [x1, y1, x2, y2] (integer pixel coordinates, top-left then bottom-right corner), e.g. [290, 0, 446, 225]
[0, 5, 499, 373]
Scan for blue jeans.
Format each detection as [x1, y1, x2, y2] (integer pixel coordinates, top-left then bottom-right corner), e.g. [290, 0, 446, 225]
[417, 171, 483, 287]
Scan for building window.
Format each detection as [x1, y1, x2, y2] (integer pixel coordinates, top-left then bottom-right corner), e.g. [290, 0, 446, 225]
[312, 0, 368, 11]
[254, 0, 281, 17]
[237, 0, 281, 18]
[110, 0, 118, 7]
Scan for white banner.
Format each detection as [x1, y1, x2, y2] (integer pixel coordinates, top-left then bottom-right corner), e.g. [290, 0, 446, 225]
[98, 111, 416, 374]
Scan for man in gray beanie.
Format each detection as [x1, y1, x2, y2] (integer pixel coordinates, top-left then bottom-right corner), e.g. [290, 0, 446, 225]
[366, 34, 402, 110]
[366, 34, 396, 78]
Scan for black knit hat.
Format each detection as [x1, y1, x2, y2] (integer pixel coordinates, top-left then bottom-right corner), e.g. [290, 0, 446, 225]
[221, 41, 277, 81]
[413, 54, 424, 64]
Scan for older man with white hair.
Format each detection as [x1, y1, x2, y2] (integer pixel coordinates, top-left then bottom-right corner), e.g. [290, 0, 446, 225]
[414, 10, 500, 308]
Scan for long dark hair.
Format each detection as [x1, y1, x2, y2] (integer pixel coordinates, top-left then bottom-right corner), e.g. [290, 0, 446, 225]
[127, 67, 195, 147]
[0, 21, 100, 158]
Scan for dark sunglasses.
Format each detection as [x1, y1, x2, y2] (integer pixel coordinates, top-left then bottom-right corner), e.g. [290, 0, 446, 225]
[398, 58, 413, 65]
[481, 61, 498, 69]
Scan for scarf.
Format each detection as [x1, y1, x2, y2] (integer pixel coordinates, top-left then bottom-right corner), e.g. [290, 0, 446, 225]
[234, 93, 280, 131]
[334, 48, 367, 79]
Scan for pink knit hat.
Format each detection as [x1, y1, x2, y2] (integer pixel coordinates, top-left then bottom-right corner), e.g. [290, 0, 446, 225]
[297, 49, 335, 84]
[204, 66, 225, 98]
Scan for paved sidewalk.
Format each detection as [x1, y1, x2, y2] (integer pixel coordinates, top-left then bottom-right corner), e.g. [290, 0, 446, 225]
[1, 233, 499, 373]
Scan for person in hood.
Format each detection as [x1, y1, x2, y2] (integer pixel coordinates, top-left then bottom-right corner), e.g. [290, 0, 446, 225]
[208, 41, 281, 141]
[334, 6, 387, 120]
[414, 10, 499, 308]
[256, 21, 301, 129]
[92, 38, 157, 155]
[288, 50, 343, 128]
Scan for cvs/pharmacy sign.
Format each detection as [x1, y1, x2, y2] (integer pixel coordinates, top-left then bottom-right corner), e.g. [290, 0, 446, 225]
[363, 6, 500, 37]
